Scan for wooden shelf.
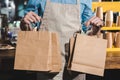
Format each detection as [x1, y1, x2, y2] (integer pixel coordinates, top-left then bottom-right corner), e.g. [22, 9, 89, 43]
[101, 27, 120, 31]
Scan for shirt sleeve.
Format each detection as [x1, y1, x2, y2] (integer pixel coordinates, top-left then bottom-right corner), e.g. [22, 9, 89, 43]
[24, 0, 44, 29]
[81, 0, 94, 32]
[24, 0, 42, 15]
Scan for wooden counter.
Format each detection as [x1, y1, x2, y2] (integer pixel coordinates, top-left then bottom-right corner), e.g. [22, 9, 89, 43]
[0, 50, 120, 69]
[106, 56, 120, 69]
[105, 49, 120, 69]
[0, 50, 15, 59]
[0, 50, 15, 71]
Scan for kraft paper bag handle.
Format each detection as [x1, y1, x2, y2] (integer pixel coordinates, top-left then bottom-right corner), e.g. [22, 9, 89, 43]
[72, 25, 102, 39]
[86, 25, 102, 38]
[92, 25, 102, 38]
[32, 26, 48, 31]
[32, 27, 48, 31]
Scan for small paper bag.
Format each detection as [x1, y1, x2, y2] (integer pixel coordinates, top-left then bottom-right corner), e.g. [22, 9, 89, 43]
[68, 34, 107, 76]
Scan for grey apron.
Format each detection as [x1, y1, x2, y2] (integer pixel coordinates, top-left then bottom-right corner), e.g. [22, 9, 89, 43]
[41, 0, 81, 57]
[37, 0, 85, 80]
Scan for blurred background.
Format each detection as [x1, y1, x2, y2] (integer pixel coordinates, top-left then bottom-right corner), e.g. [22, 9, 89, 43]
[0, 0, 120, 80]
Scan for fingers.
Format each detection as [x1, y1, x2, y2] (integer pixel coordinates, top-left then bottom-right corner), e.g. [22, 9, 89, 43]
[31, 12, 41, 22]
[20, 22, 32, 31]
[24, 11, 41, 24]
[85, 16, 104, 27]
[85, 16, 96, 27]
[91, 17, 100, 24]
[91, 17, 103, 27]
[20, 11, 41, 31]
[96, 20, 104, 27]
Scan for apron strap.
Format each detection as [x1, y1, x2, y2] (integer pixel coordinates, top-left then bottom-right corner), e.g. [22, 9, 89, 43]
[47, 0, 50, 2]
[77, 0, 80, 5]
[76, 0, 81, 33]
[47, 0, 80, 5]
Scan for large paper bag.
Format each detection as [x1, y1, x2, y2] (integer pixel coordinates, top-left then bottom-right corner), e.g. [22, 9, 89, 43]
[50, 32, 62, 72]
[14, 31, 51, 71]
[68, 34, 107, 76]
[14, 31, 62, 72]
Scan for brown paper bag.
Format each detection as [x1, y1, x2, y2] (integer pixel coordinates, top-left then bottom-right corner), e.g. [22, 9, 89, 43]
[14, 31, 62, 72]
[50, 32, 62, 72]
[68, 37, 75, 69]
[68, 34, 107, 76]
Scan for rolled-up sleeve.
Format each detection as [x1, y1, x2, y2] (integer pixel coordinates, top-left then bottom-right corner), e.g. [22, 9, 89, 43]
[81, 0, 94, 32]
[24, 0, 42, 15]
[24, 0, 45, 28]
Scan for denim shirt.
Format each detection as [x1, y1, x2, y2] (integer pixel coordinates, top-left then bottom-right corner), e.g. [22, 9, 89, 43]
[25, 0, 94, 32]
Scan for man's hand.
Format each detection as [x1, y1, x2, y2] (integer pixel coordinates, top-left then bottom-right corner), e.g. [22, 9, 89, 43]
[85, 16, 104, 36]
[20, 11, 41, 31]
[85, 16, 104, 27]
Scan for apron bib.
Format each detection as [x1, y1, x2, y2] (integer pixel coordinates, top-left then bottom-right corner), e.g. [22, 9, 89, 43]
[41, 0, 81, 56]
[39, 0, 83, 80]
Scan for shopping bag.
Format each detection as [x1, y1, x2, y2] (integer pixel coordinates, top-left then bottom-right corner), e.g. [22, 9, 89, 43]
[50, 32, 62, 72]
[14, 31, 62, 72]
[67, 37, 75, 69]
[68, 34, 107, 76]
